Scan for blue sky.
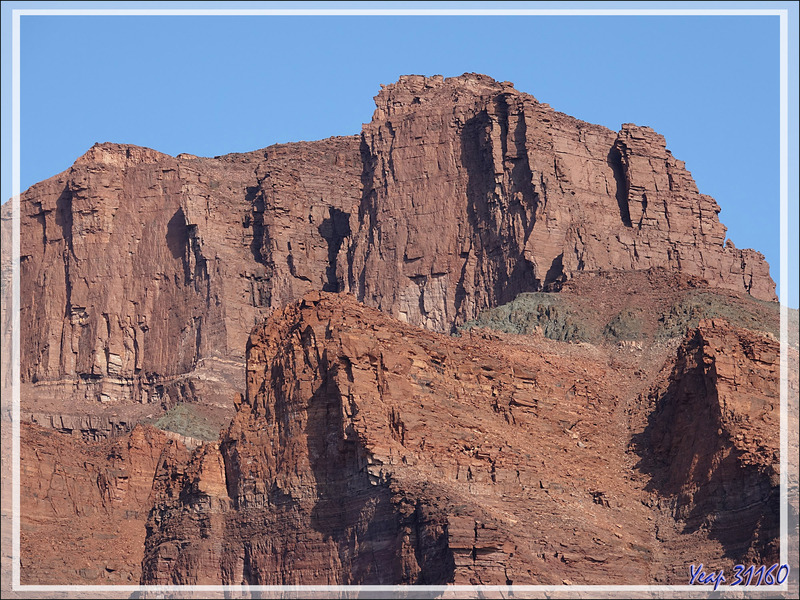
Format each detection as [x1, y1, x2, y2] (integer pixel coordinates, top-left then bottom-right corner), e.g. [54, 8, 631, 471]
[2, 1, 798, 308]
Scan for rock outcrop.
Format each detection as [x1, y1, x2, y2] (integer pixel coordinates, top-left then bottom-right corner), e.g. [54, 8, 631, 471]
[15, 73, 775, 421]
[18, 137, 361, 412]
[19, 423, 177, 584]
[346, 74, 775, 332]
[8, 73, 786, 589]
[137, 293, 783, 586]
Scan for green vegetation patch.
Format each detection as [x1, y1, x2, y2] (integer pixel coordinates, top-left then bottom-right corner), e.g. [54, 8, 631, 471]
[459, 293, 589, 342]
[603, 307, 646, 341]
[153, 403, 221, 442]
[458, 289, 796, 348]
[657, 292, 781, 340]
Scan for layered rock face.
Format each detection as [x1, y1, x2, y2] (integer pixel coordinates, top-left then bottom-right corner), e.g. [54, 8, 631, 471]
[16, 73, 775, 424]
[18, 137, 361, 417]
[137, 293, 783, 585]
[9, 73, 786, 588]
[19, 423, 176, 584]
[347, 74, 775, 332]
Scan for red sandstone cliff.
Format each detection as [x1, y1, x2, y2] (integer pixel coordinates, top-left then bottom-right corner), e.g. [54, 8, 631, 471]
[15, 73, 775, 428]
[17, 137, 361, 422]
[347, 74, 775, 332]
[633, 319, 784, 568]
[19, 424, 175, 584]
[136, 293, 783, 585]
[5, 73, 789, 590]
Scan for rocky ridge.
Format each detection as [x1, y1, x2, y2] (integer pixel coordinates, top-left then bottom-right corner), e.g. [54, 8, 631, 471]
[347, 74, 775, 332]
[17, 135, 361, 431]
[134, 293, 783, 586]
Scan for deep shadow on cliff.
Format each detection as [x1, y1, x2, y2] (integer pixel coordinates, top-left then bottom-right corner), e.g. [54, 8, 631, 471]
[629, 323, 781, 567]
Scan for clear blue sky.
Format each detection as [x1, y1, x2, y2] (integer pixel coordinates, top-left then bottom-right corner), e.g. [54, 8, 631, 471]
[2, 1, 798, 308]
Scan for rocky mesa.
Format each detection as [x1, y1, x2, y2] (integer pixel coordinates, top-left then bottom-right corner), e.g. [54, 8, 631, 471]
[347, 74, 775, 332]
[4, 73, 791, 590]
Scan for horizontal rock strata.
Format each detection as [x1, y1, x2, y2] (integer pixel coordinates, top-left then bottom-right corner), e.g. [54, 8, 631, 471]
[18, 137, 362, 409]
[8, 73, 785, 588]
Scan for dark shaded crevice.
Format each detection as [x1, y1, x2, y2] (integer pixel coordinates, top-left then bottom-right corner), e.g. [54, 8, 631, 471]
[459, 107, 538, 326]
[165, 207, 188, 260]
[409, 275, 427, 319]
[54, 186, 75, 320]
[244, 184, 272, 307]
[166, 206, 209, 288]
[638, 192, 648, 229]
[318, 207, 351, 292]
[32, 203, 48, 250]
[193, 316, 202, 368]
[350, 135, 379, 300]
[188, 223, 209, 289]
[492, 95, 509, 159]
[412, 502, 456, 584]
[494, 96, 538, 295]
[543, 253, 565, 291]
[462, 111, 495, 238]
[304, 355, 455, 584]
[451, 258, 471, 333]
[509, 102, 538, 240]
[306, 358, 397, 584]
[630, 332, 779, 563]
[385, 120, 397, 183]
[457, 111, 493, 324]
[245, 185, 267, 266]
[242, 543, 256, 586]
[608, 144, 632, 227]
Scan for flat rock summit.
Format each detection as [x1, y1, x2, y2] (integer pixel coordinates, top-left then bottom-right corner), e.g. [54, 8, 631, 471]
[2, 73, 794, 590]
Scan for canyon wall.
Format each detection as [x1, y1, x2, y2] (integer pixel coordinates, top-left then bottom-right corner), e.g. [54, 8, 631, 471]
[635, 319, 783, 566]
[7, 73, 787, 588]
[15, 73, 775, 421]
[18, 137, 361, 413]
[19, 423, 175, 584]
